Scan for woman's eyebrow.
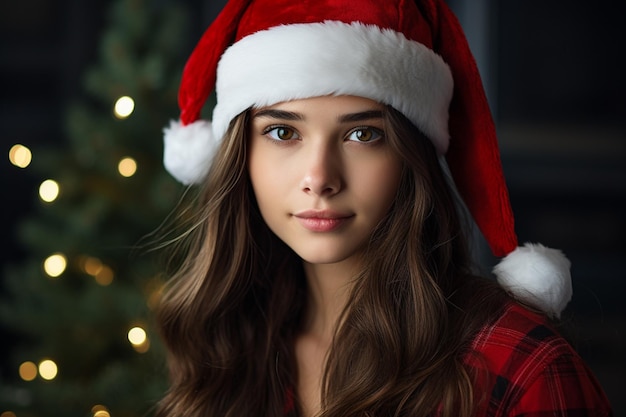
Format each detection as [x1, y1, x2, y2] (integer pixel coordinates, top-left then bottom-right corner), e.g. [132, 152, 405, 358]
[338, 110, 384, 123]
[253, 109, 384, 123]
[253, 109, 304, 121]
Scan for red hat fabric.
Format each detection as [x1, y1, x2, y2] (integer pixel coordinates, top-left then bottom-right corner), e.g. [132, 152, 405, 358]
[163, 0, 572, 317]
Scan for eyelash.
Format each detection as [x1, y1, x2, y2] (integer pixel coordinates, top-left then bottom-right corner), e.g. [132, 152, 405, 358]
[346, 126, 384, 143]
[262, 125, 300, 141]
[260, 124, 385, 145]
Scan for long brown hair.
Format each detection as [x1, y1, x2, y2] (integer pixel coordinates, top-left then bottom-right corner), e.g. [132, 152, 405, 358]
[156, 105, 511, 417]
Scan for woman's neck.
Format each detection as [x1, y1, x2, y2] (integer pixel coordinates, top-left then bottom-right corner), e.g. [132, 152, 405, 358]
[301, 260, 358, 341]
[295, 259, 359, 417]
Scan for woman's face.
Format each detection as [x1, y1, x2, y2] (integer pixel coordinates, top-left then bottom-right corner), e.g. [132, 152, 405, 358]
[248, 95, 403, 267]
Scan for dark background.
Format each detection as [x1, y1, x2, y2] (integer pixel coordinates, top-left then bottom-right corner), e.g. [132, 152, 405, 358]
[2, 0, 624, 414]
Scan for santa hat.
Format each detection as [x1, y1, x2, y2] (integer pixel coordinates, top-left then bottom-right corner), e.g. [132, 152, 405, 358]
[163, 0, 572, 318]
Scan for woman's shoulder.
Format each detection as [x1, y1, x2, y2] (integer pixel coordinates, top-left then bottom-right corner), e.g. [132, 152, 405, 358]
[469, 302, 567, 363]
[465, 302, 612, 417]
[465, 302, 573, 388]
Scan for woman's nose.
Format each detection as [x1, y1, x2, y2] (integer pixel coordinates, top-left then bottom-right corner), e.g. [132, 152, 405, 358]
[299, 142, 342, 197]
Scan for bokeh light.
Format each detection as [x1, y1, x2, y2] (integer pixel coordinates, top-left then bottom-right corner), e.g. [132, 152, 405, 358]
[1, 411, 17, 417]
[114, 96, 135, 119]
[9, 144, 32, 168]
[38, 359, 58, 380]
[39, 179, 60, 202]
[79, 256, 114, 285]
[94, 265, 114, 286]
[82, 256, 103, 276]
[118, 157, 137, 177]
[43, 253, 67, 278]
[128, 327, 147, 345]
[19, 361, 38, 381]
[92, 405, 110, 417]
[128, 326, 150, 353]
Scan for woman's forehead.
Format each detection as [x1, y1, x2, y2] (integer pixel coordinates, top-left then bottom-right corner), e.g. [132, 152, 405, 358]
[253, 95, 385, 113]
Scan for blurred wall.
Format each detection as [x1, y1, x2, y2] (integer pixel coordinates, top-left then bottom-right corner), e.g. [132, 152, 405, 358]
[451, 0, 625, 412]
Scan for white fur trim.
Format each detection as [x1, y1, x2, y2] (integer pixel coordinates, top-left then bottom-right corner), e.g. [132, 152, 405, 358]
[163, 119, 217, 185]
[493, 243, 572, 318]
[213, 21, 453, 153]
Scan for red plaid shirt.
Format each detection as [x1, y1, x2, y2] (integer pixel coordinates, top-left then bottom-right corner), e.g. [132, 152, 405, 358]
[284, 303, 612, 416]
[463, 303, 612, 417]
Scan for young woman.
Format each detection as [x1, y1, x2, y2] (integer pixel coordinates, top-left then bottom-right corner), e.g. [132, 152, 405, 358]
[156, 0, 612, 416]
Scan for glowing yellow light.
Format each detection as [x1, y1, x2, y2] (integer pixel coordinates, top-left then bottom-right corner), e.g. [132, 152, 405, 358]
[128, 326, 150, 353]
[39, 179, 60, 202]
[134, 337, 151, 353]
[9, 144, 32, 168]
[19, 361, 38, 381]
[118, 157, 137, 177]
[82, 256, 103, 276]
[43, 253, 67, 278]
[1, 411, 17, 417]
[38, 359, 58, 380]
[80, 256, 113, 285]
[92, 405, 110, 417]
[94, 265, 114, 286]
[114, 96, 135, 119]
[128, 327, 147, 346]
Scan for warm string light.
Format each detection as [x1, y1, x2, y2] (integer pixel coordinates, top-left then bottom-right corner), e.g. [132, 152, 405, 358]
[39, 359, 58, 380]
[118, 157, 137, 177]
[79, 256, 114, 285]
[92, 405, 111, 417]
[114, 96, 135, 119]
[18, 361, 37, 381]
[9, 144, 32, 168]
[82, 256, 103, 276]
[43, 253, 67, 278]
[44, 254, 115, 283]
[39, 179, 60, 203]
[101, 96, 141, 176]
[18, 359, 58, 381]
[93, 265, 114, 286]
[128, 326, 150, 353]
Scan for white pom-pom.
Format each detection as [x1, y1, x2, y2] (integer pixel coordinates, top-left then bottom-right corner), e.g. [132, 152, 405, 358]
[163, 119, 218, 185]
[493, 243, 572, 318]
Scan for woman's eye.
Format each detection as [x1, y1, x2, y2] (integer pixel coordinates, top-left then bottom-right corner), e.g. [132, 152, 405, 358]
[347, 127, 383, 143]
[265, 126, 299, 141]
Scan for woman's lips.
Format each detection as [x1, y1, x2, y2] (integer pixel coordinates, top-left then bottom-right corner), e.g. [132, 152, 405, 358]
[293, 210, 354, 232]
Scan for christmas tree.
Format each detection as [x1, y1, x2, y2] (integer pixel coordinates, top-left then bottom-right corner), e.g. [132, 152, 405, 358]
[0, 1, 198, 415]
